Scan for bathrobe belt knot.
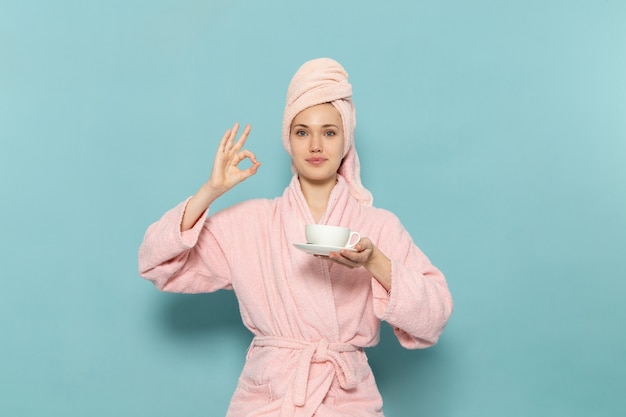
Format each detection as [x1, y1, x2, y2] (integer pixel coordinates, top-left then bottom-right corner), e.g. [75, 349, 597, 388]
[253, 336, 360, 413]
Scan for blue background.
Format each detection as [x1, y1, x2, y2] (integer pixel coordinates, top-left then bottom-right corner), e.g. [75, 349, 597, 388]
[1, 1, 625, 416]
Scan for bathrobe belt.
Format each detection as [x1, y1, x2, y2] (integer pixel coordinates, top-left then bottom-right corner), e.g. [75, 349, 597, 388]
[253, 336, 360, 415]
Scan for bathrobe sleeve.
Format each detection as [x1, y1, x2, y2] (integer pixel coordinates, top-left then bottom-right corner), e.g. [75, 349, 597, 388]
[138, 198, 233, 293]
[369, 212, 453, 349]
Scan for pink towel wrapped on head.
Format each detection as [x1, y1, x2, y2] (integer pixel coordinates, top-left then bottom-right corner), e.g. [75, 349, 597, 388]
[282, 57, 374, 206]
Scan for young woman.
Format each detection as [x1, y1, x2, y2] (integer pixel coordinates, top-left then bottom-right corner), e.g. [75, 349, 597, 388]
[139, 58, 453, 416]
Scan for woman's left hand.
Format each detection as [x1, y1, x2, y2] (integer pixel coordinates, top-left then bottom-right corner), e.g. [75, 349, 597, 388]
[323, 237, 392, 291]
[326, 237, 375, 269]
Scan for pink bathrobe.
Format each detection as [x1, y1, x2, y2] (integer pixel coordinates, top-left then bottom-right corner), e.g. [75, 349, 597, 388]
[138, 175, 453, 416]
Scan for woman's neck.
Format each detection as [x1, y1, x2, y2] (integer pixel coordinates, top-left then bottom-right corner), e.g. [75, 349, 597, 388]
[299, 176, 337, 223]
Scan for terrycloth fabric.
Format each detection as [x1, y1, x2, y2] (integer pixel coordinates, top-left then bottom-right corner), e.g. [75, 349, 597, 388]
[138, 175, 453, 416]
[282, 58, 373, 206]
[253, 336, 360, 416]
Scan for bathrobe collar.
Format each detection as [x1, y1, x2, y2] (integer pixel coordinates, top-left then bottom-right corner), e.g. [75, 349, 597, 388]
[285, 174, 356, 226]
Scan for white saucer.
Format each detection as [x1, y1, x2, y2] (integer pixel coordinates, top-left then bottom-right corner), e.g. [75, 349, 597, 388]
[293, 243, 357, 256]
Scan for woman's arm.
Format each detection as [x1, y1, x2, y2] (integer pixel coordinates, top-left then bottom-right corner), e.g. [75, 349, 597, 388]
[138, 123, 260, 293]
[330, 215, 453, 348]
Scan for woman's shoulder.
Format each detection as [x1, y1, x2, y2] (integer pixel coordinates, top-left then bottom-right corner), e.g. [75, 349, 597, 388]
[353, 203, 412, 240]
[359, 203, 401, 223]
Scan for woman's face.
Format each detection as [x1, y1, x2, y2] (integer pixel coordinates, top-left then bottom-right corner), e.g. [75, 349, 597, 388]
[289, 103, 345, 187]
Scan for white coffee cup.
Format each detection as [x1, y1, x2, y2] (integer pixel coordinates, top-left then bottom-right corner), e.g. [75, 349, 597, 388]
[305, 224, 360, 248]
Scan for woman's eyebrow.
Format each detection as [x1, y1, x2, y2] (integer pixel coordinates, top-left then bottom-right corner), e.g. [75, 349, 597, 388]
[292, 123, 340, 129]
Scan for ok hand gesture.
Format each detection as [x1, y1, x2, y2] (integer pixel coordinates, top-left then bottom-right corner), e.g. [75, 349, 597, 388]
[208, 123, 261, 194]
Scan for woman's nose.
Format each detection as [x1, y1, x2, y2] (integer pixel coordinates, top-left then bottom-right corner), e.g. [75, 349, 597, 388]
[309, 135, 322, 152]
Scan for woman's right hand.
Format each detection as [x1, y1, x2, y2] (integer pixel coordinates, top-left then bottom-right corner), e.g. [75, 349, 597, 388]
[207, 123, 261, 194]
[181, 123, 261, 231]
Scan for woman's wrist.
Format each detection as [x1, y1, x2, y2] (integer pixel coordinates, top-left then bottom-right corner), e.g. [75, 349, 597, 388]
[180, 183, 222, 231]
[365, 246, 392, 291]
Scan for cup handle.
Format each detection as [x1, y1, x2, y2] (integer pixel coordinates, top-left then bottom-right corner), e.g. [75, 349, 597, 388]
[346, 232, 361, 248]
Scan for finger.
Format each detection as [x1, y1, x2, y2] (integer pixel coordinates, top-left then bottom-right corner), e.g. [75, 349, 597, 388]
[339, 248, 360, 259]
[240, 161, 261, 179]
[218, 128, 232, 153]
[339, 249, 369, 265]
[328, 254, 358, 268]
[235, 149, 258, 165]
[329, 251, 360, 267]
[225, 123, 240, 151]
[233, 124, 251, 152]
[353, 239, 372, 253]
[232, 150, 261, 177]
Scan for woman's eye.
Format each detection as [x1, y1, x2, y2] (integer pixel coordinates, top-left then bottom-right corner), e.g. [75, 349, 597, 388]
[296, 130, 307, 136]
[325, 131, 336, 137]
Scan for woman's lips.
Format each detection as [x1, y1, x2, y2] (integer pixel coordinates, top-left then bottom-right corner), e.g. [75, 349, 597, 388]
[306, 157, 327, 165]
